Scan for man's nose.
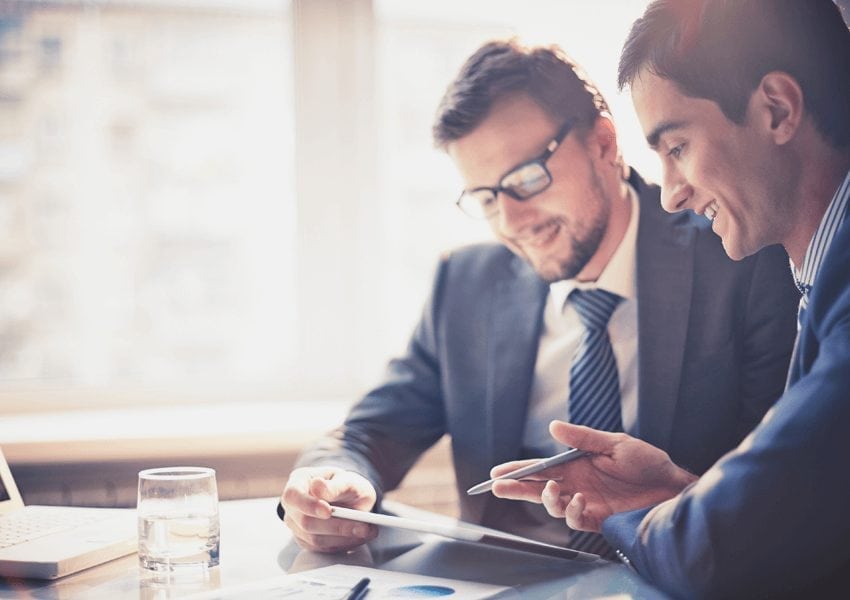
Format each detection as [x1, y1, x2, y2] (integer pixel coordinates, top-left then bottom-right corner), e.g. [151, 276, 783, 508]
[659, 166, 694, 214]
[494, 192, 535, 236]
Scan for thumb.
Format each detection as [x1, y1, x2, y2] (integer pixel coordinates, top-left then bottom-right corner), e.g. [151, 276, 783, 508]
[308, 477, 336, 502]
[309, 475, 349, 503]
[309, 472, 374, 509]
[549, 420, 618, 454]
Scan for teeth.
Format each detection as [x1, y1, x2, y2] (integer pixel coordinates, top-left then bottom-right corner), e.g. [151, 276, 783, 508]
[523, 221, 559, 247]
[704, 201, 719, 222]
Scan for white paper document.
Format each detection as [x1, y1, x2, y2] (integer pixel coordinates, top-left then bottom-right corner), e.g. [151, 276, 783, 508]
[185, 564, 511, 599]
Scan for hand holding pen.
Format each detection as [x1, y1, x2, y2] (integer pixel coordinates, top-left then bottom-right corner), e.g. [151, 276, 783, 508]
[467, 447, 588, 495]
[487, 420, 697, 533]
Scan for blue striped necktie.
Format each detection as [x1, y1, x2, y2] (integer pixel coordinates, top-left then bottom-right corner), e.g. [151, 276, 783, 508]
[569, 288, 624, 432]
[566, 288, 623, 558]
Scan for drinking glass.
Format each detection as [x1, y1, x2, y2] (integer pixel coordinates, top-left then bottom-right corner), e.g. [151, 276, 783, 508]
[137, 467, 220, 571]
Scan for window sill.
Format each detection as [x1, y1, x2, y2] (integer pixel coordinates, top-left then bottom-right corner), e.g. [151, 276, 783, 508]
[0, 400, 350, 464]
[0, 400, 352, 508]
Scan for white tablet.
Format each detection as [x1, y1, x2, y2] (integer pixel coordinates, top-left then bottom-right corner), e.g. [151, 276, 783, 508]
[329, 506, 600, 563]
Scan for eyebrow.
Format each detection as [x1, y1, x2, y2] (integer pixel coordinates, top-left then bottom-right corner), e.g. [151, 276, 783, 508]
[646, 120, 687, 149]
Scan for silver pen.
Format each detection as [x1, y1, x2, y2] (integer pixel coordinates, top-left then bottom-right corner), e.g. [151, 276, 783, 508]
[466, 447, 589, 495]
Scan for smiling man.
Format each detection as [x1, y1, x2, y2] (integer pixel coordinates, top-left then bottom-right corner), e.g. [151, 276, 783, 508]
[633, 64, 816, 266]
[489, 1, 850, 597]
[279, 39, 797, 561]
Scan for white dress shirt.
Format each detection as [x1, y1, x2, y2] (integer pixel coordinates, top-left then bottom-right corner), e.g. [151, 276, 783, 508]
[521, 188, 639, 457]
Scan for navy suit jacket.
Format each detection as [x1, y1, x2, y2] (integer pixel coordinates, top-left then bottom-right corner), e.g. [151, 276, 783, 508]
[603, 209, 850, 598]
[298, 171, 798, 534]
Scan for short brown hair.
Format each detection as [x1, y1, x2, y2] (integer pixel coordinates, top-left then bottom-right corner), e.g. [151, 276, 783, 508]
[432, 39, 609, 148]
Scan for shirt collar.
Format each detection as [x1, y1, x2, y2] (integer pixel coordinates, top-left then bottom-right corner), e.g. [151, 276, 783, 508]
[550, 185, 640, 311]
[791, 167, 850, 299]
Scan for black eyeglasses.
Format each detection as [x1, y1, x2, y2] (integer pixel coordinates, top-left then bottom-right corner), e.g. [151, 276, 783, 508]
[456, 119, 577, 220]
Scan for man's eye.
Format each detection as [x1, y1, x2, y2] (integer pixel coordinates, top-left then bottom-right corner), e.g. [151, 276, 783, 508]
[668, 144, 684, 159]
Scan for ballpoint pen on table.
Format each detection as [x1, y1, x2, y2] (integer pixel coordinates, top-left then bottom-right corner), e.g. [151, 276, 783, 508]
[466, 447, 589, 495]
[343, 576, 370, 600]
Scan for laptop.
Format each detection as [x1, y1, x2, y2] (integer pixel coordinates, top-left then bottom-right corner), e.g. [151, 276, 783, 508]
[0, 447, 137, 579]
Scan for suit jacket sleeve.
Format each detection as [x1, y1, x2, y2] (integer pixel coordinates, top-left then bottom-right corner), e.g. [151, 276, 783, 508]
[293, 254, 451, 505]
[603, 275, 850, 598]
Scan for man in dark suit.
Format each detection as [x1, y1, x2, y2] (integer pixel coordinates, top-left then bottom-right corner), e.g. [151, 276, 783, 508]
[279, 40, 797, 558]
[490, 1, 850, 597]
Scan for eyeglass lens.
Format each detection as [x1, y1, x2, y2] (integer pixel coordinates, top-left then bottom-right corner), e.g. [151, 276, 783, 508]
[500, 161, 551, 198]
[462, 161, 551, 216]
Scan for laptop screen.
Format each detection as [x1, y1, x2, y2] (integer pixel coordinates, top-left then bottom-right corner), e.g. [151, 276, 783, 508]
[0, 447, 24, 511]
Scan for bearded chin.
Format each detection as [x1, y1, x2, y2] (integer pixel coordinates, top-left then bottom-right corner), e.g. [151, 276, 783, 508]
[536, 240, 596, 282]
[536, 214, 607, 282]
[538, 168, 614, 283]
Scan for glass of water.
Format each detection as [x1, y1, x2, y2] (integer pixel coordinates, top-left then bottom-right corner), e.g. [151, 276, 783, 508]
[137, 467, 220, 571]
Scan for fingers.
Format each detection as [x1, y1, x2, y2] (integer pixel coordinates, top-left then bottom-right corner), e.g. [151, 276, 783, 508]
[495, 479, 597, 535]
[491, 478, 547, 503]
[541, 480, 568, 518]
[284, 468, 376, 516]
[549, 420, 622, 454]
[282, 471, 333, 519]
[284, 512, 377, 553]
[490, 459, 538, 478]
[564, 492, 600, 533]
[308, 477, 342, 509]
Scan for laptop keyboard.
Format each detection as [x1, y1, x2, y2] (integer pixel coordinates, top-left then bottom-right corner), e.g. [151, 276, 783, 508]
[0, 509, 109, 549]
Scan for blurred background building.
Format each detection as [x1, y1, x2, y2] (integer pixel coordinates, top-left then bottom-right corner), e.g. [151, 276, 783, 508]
[0, 0, 296, 406]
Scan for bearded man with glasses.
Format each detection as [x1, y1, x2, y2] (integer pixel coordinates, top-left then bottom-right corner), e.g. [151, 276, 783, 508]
[279, 39, 798, 560]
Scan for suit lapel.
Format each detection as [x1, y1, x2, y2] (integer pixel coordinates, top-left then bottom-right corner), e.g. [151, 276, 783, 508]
[463, 258, 546, 525]
[485, 259, 548, 469]
[633, 174, 696, 449]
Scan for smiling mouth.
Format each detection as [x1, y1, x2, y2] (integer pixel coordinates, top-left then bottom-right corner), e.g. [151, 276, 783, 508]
[704, 200, 719, 223]
[517, 220, 561, 248]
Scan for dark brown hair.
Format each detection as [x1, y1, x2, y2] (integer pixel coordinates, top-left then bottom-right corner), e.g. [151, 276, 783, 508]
[618, 0, 850, 148]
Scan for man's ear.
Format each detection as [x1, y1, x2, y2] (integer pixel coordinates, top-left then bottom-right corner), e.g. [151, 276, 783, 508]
[755, 71, 804, 145]
[590, 114, 619, 163]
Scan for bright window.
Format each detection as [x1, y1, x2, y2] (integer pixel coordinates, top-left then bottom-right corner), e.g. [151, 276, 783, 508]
[0, 0, 653, 414]
[0, 1, 296, 410]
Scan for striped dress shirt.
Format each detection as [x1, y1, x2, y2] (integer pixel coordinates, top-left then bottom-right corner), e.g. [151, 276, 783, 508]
[791, 168, 850, 326]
